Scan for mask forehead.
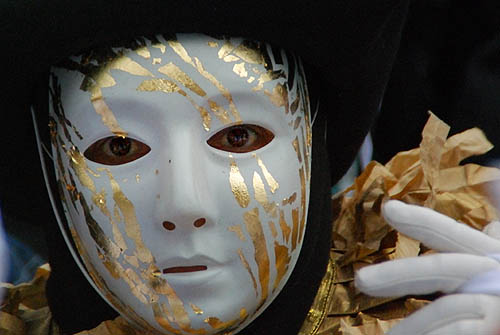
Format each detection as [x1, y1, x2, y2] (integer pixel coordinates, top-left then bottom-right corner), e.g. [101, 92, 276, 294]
[46, 33, 312, 334]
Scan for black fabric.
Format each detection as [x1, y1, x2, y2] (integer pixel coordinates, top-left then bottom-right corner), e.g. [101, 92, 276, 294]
[373, 0, 500, 165]
[1, 0, 410, 334]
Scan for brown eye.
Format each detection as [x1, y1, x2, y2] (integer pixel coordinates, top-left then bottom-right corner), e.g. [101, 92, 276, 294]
[84, 136, 151, 165]
[207, 124, 274, 153]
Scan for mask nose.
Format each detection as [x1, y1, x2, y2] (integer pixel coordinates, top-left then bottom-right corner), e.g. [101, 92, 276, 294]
[154, 125, 215, 231]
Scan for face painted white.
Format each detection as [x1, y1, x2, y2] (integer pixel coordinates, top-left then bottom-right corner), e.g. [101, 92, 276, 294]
[45, 34, 312, 334]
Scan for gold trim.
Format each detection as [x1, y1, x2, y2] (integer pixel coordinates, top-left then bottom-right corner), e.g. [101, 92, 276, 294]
[298, 256, 336, 335]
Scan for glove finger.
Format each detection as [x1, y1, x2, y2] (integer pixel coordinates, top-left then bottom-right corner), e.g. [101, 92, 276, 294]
[383, 200, 500, 254]
[458, 269, 500, 296]
[388, 294, 500, 335]
[355, 253, 500, 297]
[426, 320, 500, 335]
[483, 221, 500, 240]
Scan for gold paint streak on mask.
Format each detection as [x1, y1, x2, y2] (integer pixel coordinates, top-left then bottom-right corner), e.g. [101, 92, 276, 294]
[247, 76, 255, 83]
[279, 209, 291, 244]
[79, 195, 121, 266]
[291, 207, 299, 251]
[67, 146, 96, 193]
[204, 308, 247, 330]
[110, 56, 154, 77]
[137, 79, 211, 131]
[137, 78, 181, 93]
[265, 83, 289, 114]
[290, 95, 300, 115]
[81, 54, 155, 132]
[70, 124, 84, 140]
[237, 248, 258, 297]
[168, 40, 242, 122]
[233, 62, 248, 78]
[158, 62, 207, 97]
[113, 203, 122, 223]
[218, 40, 236, 59]
[253, 154, 279, 193]
[190, 303, 204, 315]
[92, 188, 127, 253]
[147, 273, 197, 332]
[168, 40, 195, 66]
[268, 221, 278, 239]
[124, 254, 140, 268]
[224, 55, 240, 62]
[253, 70, 285, 91]
[244, 208, 270, 306]
[293, 116, 302, 130]
[282, 192, 297, 206]
[302, 126, 311, 182]
[299, 81, 313, 150]
[182, 94, 211, 131]
[90, 90, 128, 137]
[292, 137, 303, 163]
[208, 100, 232, 125]
[97, 248, 121, 279]
[136, 174, 140, 183]
[152, 303, 183, 334]
[273, 242, 290, 292]
[299, 167, 307, 244]
[228, 225, 246, 241]
[153, 58, 162, 65]
[81, 54, 153, 96]
[208, 41, 218, 48]
[125, 267, 154, 305]
[229, 157, 250, 208]
[252, 172, 277, 218]
[233, 43, 265, 65]
[193, 57, 241, 122]
[102, 169, 154, 264]
[152, 43, 166, 53]
[136, 46, 151, 59]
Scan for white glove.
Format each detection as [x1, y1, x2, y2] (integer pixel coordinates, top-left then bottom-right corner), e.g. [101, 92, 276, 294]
[355, 200, 500, 335]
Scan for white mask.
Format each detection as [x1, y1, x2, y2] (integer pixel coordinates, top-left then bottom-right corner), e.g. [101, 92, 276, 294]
[43, 33, 312, 334]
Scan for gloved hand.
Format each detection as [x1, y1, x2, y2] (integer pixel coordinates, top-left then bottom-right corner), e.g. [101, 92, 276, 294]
[355, 200, 500, 335]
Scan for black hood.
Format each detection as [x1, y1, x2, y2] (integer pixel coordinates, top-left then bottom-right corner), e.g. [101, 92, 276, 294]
[0, 1, 409, 333]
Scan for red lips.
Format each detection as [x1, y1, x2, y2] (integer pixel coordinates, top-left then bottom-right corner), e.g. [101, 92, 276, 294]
[162, 265, 208, 274]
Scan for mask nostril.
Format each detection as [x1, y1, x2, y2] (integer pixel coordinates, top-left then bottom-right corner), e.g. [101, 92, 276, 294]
[193, 218, 206, 228]
[162, 221, 176, 231]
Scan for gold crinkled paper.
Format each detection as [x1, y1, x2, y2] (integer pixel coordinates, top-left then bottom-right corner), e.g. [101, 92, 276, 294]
[299, 112, 500, 335]
[0, 264, 60, 335]
[0, 263, 148, 335]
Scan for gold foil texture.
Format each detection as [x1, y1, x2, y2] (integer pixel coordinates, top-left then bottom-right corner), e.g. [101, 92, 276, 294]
[237, 248, 259, 297]
[158, 62, 207, 97]
[253, 154, 279, 193]
[252, 172, 277, 218]
[229, 157, 250, 208]
[244, 208, 270, 307]
[228, 225, 246, 241]
[272, 242, 290, 292]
